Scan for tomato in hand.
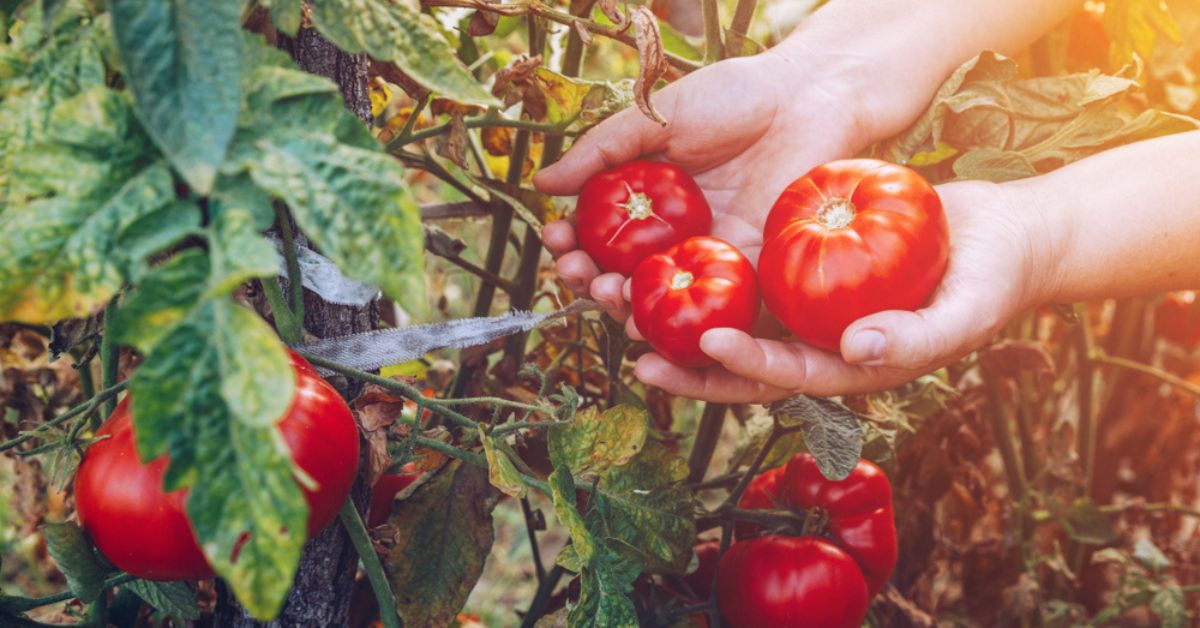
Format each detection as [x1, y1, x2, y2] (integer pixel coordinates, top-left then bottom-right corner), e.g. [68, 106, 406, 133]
[631, 236, 759, 367]
[367, 463, 424, 528]
[757, 159, 949, 352]
[576, 160, 713, 276]
[74, 350, 361, 581]
[717, 535, 869, 628]
[1157, 291, 1200, 348]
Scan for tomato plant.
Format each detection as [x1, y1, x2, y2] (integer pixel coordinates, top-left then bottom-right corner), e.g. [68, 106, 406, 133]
[576, 161, 713, 276]
[757, 159, 949, 352]
[716, 535, 869, 628]
[74, 351, 360, 581]
[630, 236, 759, 367]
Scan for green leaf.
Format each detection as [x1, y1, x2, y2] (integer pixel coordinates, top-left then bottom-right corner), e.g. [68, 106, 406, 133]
[259, 0, 301, 37]
[114, 201, 203, 283]
[1105, 0, 1181, 65]
[111, 0, 242, 192]
[1057, 498, 1116, 545]
[1133, 537, 1172, 572]
[206, 205, 279, 298]
[548, 405, 649, 481]
[586, 442, 695, 574]
[0, 89, 177, 323]
[548, 464, 594, 565]
[383, 460, 501, 627]
[1151, 585, 1188, 628]
[42, 522, 109, 604]
[308, 0, 498, 107]
[109, 250, 209, 353]
[128, 299, 300, 619]
[125, 580, 201, 620]
[769, 395, 864, 481]
[480, 428, 527, 498]
[569, 548, 640, 628]
[244, 131, 425, 304]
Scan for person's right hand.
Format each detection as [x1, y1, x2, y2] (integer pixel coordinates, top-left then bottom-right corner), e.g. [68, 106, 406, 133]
[534, 45, 879, 320]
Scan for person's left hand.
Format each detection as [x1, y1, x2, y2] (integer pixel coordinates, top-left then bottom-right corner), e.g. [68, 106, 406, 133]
[624, 180, 1060, 401]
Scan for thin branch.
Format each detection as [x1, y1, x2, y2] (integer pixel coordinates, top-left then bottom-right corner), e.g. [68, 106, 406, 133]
[701, 0, 723, 64]
[2, 573, 135, 613]
[729, 0, 757, 41]
[99, 299, 120, 418]
[687, 403, 727, 484]
[387, 116, 577, 153]
[420, 201, 489, 220]
[262, 278, 302, 345]
[276, 205, 305, 318]
[337, 500, 401, 628]
[0, 383, 128, 453]
[1090, 350, 1200, 399]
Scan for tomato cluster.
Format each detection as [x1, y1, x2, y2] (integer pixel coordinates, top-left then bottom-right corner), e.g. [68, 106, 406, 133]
[713, 454, 897, 628]
[74, 351, 360, 581]
[576, 158, 948, 363]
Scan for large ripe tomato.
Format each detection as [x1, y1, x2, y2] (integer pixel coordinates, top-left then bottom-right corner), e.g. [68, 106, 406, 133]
[576, 160, 713, 276]
[781, 453, 898, 596]
[716, 535, 869, 628]
[74, 350, 360, 581]
[367, 463, 423, 528]
[631, 236, 759, 367]
[757, 159, 948, 352]
[1156, 291, 1200, 348]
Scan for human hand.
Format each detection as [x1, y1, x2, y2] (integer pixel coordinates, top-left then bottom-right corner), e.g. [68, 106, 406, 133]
[625, 180, 1059, 401]
[534, 45, 873, 320]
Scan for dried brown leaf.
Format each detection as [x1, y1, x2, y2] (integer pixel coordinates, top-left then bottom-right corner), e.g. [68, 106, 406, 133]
[467, 9, 500, 36]
[629, 6, 667, 126]
[437, 115, 471, 169]
[979, 339, 1056, 391]
[573, 20, 594, 45]
[599, 0, 628, 29]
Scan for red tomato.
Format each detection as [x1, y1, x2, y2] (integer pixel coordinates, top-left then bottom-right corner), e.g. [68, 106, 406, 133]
[74, 350, 360, 581]
[631, 236, 759, 367]
[781, 453, 898, 597]
[367, 463, 423, 527]
[1157, 291, 1200, 348]
[734, 465, 784, 538]
[576, 160, 713, 276]
[757, 159, 948, 352]
[716, 535, 869, 628]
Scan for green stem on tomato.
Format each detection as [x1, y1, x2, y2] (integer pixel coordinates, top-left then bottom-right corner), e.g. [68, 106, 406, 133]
[99, 298, 120, 419]
[2, 573, 135, 613]
[275, 205, 305, 320]
[338, 499, 401, 628]
[261, 278, 302, 346]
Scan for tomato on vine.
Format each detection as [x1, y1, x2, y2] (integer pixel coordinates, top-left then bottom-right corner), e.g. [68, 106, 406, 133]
[631, 236, 759, 367]
[1157, 291, 1200, 348]
[757, 159, 949, 352]
[576, 160, 713, 276]
[368, 463, 424, 528]
[74, 351, 360, 581]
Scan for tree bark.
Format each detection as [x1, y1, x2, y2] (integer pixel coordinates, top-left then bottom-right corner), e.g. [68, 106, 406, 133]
[211, 26, 376, 628]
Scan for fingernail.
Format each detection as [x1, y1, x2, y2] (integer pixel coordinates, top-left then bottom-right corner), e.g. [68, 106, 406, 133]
[847, 329, 887, 363]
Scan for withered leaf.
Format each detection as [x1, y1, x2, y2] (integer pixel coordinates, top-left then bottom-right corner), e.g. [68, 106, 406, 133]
[629, 6, 668, 126]
[466, 10, 500, 36]
[437, 115, 471, 169]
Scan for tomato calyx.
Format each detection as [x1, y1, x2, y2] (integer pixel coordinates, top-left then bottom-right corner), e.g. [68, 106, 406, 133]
[621, 184, 656, 220]
[670, 270, 695, 290]
[816, 197, 856, 229]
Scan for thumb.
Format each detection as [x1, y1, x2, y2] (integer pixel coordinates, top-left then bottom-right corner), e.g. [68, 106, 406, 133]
[840, 298, 999, 371]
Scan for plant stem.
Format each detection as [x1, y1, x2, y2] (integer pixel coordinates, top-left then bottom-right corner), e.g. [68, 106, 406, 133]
[388, 116, 575, 152]
[2, 573, 135, 613]
[392, 93, 431, 147]
[422, 0, 702, 73]
[409, 435, 555, 496]
[99, 299, 120, 418]
[1090, 350, 1200, 398]
[520, 564, 566, 628]
[430, 249, 518, 293]
[338, 500, 401, 628]
[0, 383, 128, 453]
[1074, 304, 1097, 500]
[729, 0, 757, 41]
[701, 0, 723, 64]
[520, 497, 547, 581]
[984, 378, 1029, 500]
[302, 354, 480, 431]
[687, 403, 727, 484]
[261, 278, 303, 345]
[275, 205, 305, 318]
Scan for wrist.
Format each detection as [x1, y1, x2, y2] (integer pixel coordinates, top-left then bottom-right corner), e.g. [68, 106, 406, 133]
[996, 177, 1073, 308]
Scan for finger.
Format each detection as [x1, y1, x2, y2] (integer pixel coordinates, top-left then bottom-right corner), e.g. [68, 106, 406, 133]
[533, 99, 675, 195]
[556, 251, 601, 296]
[542, 220, 578, 259]
[840, 295, 999, 371]
[590, 273, 630, 321]
[699, 328, 812, 391]
[634, 353, 793, 403]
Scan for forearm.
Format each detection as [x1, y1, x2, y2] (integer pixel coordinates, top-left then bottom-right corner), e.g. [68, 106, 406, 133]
[773, 0, 1080, 141]
[1016, 130, 1200, 303]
